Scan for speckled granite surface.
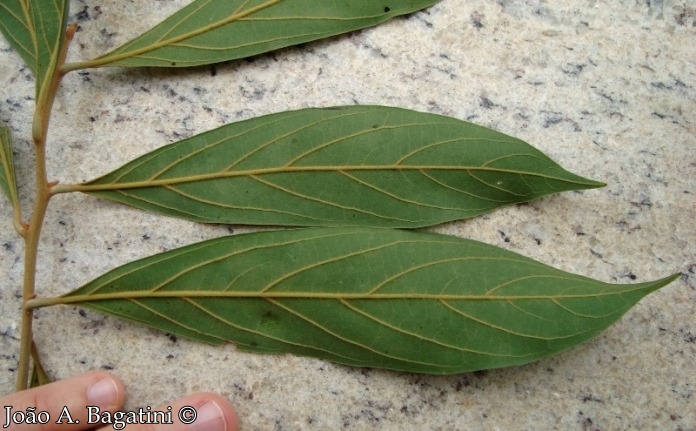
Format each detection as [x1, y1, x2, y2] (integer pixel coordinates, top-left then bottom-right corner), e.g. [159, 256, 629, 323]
[1, 1, 695, 430]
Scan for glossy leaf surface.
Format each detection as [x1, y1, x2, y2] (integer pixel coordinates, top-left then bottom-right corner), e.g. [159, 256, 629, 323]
[77, 106, 604, 228]
[0, 126, 20, 210]
[0, 0, 68, 98]
[53, 228, 677, 374]
[65, 0, 441, 70]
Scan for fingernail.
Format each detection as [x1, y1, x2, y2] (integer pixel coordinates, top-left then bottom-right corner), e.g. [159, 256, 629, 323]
[87, 378, 119, 408]
[191, 401, 227, 431]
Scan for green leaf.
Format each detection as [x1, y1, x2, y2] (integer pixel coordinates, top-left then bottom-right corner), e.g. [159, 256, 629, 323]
[29, 362, 50, 388]
[62, 0, 441, 70]
[71, 106, 604, 228]
[0, 0, 69, 98]
[0, 126, 21, 211]
[29, 342, 52, 388]
[44, 228, 677, 374]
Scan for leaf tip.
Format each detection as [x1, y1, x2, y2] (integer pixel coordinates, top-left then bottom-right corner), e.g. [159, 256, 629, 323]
[640, 272, 682, 294]
[662, 272, 682, 286]
[581, 177, 607, 189]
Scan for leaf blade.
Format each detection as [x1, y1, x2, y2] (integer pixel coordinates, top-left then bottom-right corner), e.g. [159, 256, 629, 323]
[52, 228, 678, 374]
[0, 126, 21, 212]
[0, 0, 69, 98]
[29, 341, 52, 388]
[78, 106, 604, 228]
[65, 0, 441, 69]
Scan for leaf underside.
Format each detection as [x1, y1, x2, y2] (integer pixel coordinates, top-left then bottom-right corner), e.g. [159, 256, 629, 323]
[72, 0, 441, 69]
[0, 126, 20, 210]
[83, 106, 603, 228]
[0, 0, 68, 98]
[60, 227, 678, 374]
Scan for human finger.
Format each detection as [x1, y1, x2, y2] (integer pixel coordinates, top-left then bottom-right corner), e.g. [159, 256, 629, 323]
[0, 371, 124, 431]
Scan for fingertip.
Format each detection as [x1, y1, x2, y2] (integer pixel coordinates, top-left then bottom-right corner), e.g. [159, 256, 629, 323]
[84, 371, 125, 410]
[186, 393, 239, 431]
[209, 394, 238, 431]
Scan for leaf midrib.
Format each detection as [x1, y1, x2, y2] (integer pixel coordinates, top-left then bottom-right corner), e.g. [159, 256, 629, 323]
[25, 285, 654, 310]
[56, 164, 596, 194]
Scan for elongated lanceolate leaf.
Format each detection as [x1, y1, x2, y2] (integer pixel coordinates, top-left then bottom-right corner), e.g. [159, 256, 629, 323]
[63, 0, 440, 70]
[0, 0, 68, 98]
[0, 126, 20, 211]
[75, 106, 604, 228]
[49, 228, 678, 374]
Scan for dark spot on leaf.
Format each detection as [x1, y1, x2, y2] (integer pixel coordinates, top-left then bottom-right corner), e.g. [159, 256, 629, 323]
[384, 6, 391, 13]
[171, 62, 177, 66]
[261, 311, 279, 327]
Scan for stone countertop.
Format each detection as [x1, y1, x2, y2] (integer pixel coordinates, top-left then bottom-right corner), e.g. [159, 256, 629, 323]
[1, 1, 694, 430]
